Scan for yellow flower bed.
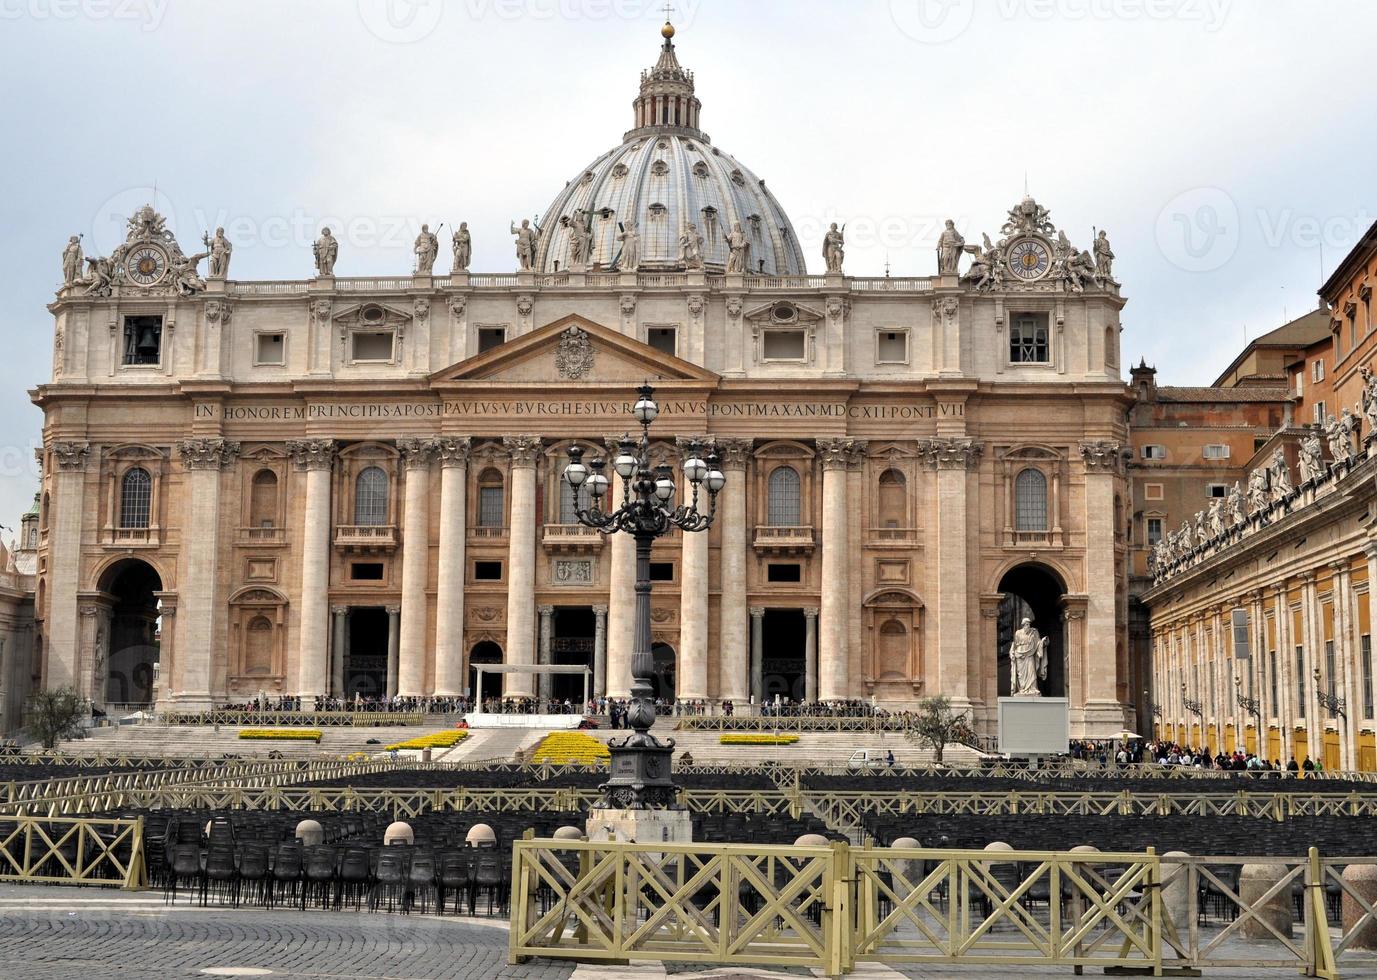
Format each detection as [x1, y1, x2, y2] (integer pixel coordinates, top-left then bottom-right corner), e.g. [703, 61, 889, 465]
[239, 729, 322, 743]
[719, 733, 800, 746]
[384, 730, 470, 752]
[530, 731, 611, 765]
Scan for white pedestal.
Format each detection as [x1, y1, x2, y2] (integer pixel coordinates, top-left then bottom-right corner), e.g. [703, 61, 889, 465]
[585, 808, 693, 845]
[997, 696, 1070, 756]
[462, 712, 582, 729]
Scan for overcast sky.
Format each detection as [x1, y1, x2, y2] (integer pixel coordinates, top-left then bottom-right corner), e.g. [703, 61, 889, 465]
[0, 0, 1373, 527]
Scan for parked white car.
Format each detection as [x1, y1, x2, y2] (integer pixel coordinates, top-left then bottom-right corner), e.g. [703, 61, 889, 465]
[847, 749, 893, 770]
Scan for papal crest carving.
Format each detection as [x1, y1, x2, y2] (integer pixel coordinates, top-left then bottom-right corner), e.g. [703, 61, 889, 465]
[554, 324, 595, 380]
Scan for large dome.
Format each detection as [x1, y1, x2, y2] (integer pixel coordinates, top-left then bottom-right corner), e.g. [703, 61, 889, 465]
[535, 23, 807, 277]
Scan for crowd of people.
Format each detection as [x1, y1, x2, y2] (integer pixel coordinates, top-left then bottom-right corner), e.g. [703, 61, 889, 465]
[1067, 737, 1328, 774]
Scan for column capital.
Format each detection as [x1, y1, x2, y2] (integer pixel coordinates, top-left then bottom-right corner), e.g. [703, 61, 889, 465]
[436, 437, 472, 467]
[817, 437, 861, 471]
[51, 441, 91, 471]
[1328, 559, 1351, 576]
[178, 437, 241, 471]
[802, 606, 819, 619]
[1299, 570, 1318, 586]
[592, 604, 608, 617]
[714, 437, 753, 469]
[398, 437, 440, 469]
[1079, 440, 1126, 473]
[331, 604, 349, 616]
[287, 439, 337, 471]
[917, 437, 982, 470]
[538, 604, 555, 617]
[749, 605, 766, 619]
[385, 604, 401, 616]
[503, 435, 543, 467]
[1365, 539, 1377, 560]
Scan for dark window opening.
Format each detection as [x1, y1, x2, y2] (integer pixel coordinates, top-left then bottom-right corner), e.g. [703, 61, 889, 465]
[649, 562, 674, 582]
[475, 560, 503, 581]
[350, 562, 384, 581]
[767, 563, 802, 583]
[123, 315, 163, 366]
[647, 327, 676, 355]
[478, 327, 506, 353]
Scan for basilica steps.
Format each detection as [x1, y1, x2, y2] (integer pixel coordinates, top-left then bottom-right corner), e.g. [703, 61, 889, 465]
[59, 722, 443, 759]
[585, 725, 989, 768]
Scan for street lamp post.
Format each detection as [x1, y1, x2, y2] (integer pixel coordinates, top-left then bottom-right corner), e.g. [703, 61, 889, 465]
[1313, 667, 1346, 719]
[564, 383, 724, 810]
[1234, 674, 1261, 723]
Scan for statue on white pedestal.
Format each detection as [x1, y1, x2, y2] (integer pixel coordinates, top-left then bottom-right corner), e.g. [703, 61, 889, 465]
[313, 228, 338, 277]
[1093, 229, 1115, 283]
[451, 222, 471, 272]
[725, 221, 750, 274]
[205, 227, 232, 278]
[679, 222, 704, 270]
[1008, 618, 1048, 697]
[822, 222, 845, 274]
[61, 236, 83, 285]
[615, 220, 640, 272]
[414, 224, 439, 274]
[936, 219, 964, 275]
[511, 218, 540, 271]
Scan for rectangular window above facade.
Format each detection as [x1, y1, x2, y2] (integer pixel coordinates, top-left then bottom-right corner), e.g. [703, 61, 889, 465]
[122, 315, 163, 366]
[1009, 312, 1051, 364]
[646, 326, 677, 356]
[762, 329, 806, 361]
[1203, 444, 1231, 459]
[478, 326, 506, 353]
[876, 329, 908, 364]
[1313, 359, 1325, 382]
[1141, 445, 1166, 461]
[1146, 517, 1162, 544]
[351, 331, 394, 362]
[1145, 483, 1164, 500]
[255, 332, 285, 366]
[1206, 483, 1227, 498]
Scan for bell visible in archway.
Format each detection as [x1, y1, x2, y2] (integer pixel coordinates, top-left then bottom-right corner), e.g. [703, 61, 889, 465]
[135, 322, 160, 358]
[1009, 618, 1048, 697]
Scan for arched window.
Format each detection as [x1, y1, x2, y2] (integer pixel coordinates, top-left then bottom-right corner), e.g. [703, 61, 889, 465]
[353, 467, 389, 526]
[1014, 468, 1048, 531]
[477, 469, 505, 528]
[119, 467, 152, 529]
[249, 469, 279, 528]
[244, 615, 273, 675]
[877, 469, 906, 528]
[559, 472, 589, 523]
[767, 466, 801, 526]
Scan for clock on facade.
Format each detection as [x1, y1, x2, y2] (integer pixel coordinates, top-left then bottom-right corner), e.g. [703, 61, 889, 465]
[125, 244, 169, 286]
[1006, 237, 1051, 281]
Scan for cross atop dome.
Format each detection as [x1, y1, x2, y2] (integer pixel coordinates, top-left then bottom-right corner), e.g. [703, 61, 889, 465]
[630, 11, 703, 141]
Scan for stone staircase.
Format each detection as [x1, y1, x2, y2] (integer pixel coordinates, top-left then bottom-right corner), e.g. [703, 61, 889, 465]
[65, 722, 441, 759]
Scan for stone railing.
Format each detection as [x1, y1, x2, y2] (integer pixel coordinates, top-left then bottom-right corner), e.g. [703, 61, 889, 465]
[541, 523, 605, 551]
[752, 524, 816, 553]
[333, 524, 397, 549]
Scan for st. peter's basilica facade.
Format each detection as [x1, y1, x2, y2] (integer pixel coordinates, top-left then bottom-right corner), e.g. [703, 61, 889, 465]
[34, 22, 1133, 736]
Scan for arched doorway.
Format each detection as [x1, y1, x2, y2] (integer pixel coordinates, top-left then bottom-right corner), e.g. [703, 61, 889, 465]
[552, 607, 594, 703]
[98, 558, 162, 705]
[762, 609, 806, 703]
[469, 641, 503, 704]
[650, 642, 676, 701]
[996, 563, 1067, 698]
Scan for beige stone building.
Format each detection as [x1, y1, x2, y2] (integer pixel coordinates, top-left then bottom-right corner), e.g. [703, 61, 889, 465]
[32, 24, 1134, 736]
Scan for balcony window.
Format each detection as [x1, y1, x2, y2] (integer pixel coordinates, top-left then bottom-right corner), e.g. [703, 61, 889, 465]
[1009, 313, 1050, 363]
[119, 468, 152, 529]
[478, 473, 504, 528]
[1014, 468, 1048, 532]
[353, 467, 389, 526]
[767, 466, 801, 526]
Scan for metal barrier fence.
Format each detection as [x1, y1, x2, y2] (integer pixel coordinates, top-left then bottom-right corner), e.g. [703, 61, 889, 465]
[510, 839, 1363, 977]
[0, 815, 145, 889]
[161, 710, 428, 727]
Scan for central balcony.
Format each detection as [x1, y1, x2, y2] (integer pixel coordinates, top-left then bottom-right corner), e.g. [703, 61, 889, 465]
[753, 525, 815, 555]
[542, 523, 605, 553]
[334, 524, 397, 553]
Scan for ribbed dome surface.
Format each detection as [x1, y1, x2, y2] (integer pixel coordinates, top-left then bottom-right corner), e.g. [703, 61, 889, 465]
[534, 24, 807, 277]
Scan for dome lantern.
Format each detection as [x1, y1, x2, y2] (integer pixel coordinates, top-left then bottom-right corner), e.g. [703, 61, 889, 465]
[627, 17, 705, 142]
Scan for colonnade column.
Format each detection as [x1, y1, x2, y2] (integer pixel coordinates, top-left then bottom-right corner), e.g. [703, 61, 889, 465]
[677, 437, 709, 701]
[398, 438, 437, 696]
[288, 439, 336, 706]
[592, 604, 608, 698]
[1332, 561, 1356, 771]
[817, 439, 857, 703]
[331, 605, 348, 697]
[432, 438, 470, 697]
[1300, 571, 1319, 758]
[750, 606, 765, 705]
[1079, 441, 1125, 721]
[926, 437, 982, 709]
[45, 442, 90, 695]
[1275, 583, 1295, 760]
[538, 605, 554, 703]
[604, 435, 635, 699]
[503, 436, 541, 699]
[803, 607, 819, 703]
[175, 438, 238, 707]
[715, 439, 752, 704]
[385, 604, 400, 698]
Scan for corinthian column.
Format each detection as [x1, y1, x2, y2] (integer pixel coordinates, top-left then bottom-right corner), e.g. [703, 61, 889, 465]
[46, 441, 90, 695]
[503, 436, 541, 698]
[817, 438, 861, 702]
[397, 438, 437, 696]
[1079, 441, 1125, 721]
[288, 439, 336, 706]
[592, 604, 608, 698]
[715, 439, 752, 703]
[921, 436, 982, 708]
[604, 435, 635, 698]
[677, 437, 709, 700]
[432, 438, 470, 696]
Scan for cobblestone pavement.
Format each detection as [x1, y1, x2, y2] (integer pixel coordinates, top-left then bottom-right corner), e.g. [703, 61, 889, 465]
[2, 885, 1376, 980]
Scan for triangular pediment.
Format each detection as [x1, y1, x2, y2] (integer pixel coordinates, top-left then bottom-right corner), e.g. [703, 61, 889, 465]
[430, 315, 718, 386]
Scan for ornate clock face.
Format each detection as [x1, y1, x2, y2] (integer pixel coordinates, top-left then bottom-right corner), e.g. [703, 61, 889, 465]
[1007, 237, 1051, 281]
[125, 244, 168, 286]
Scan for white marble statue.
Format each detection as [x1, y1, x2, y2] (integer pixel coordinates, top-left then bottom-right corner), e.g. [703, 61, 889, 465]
[414, 223, 439, 274]
[1361, 366, 1377, 436]
[313, 228, 338, 277]
[1208, 498, 1225, 538]
[1228, 481, 1246, 527]
[1246, 467, 1269, 515]
[61, 235, 83, 285]
[822, 222, 845, 274]
[1093, 230, 1115, 282]
[1009, 618, 1048, 697]
[1299, 429, 1325, 483]
[679, 222, 704, 270]
[205, 227, 232, 278]
[511, 219, 540, 271]
[616, 220, 641, 272]
[1269, 448, 1293, 501]
[567, 209, 593, 269]
[1194, 511, 1210, 549]
[171, 250, 210, 297]
[451, 222, 471, 272]
[725, 221, 750, 274]
[937, 219, 964, 275]
[1340, 409, 1360, 460]
[963, 236, 997, 291]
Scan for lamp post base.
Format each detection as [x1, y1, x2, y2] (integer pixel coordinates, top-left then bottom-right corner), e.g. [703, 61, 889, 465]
[585, 807, 693, 845]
